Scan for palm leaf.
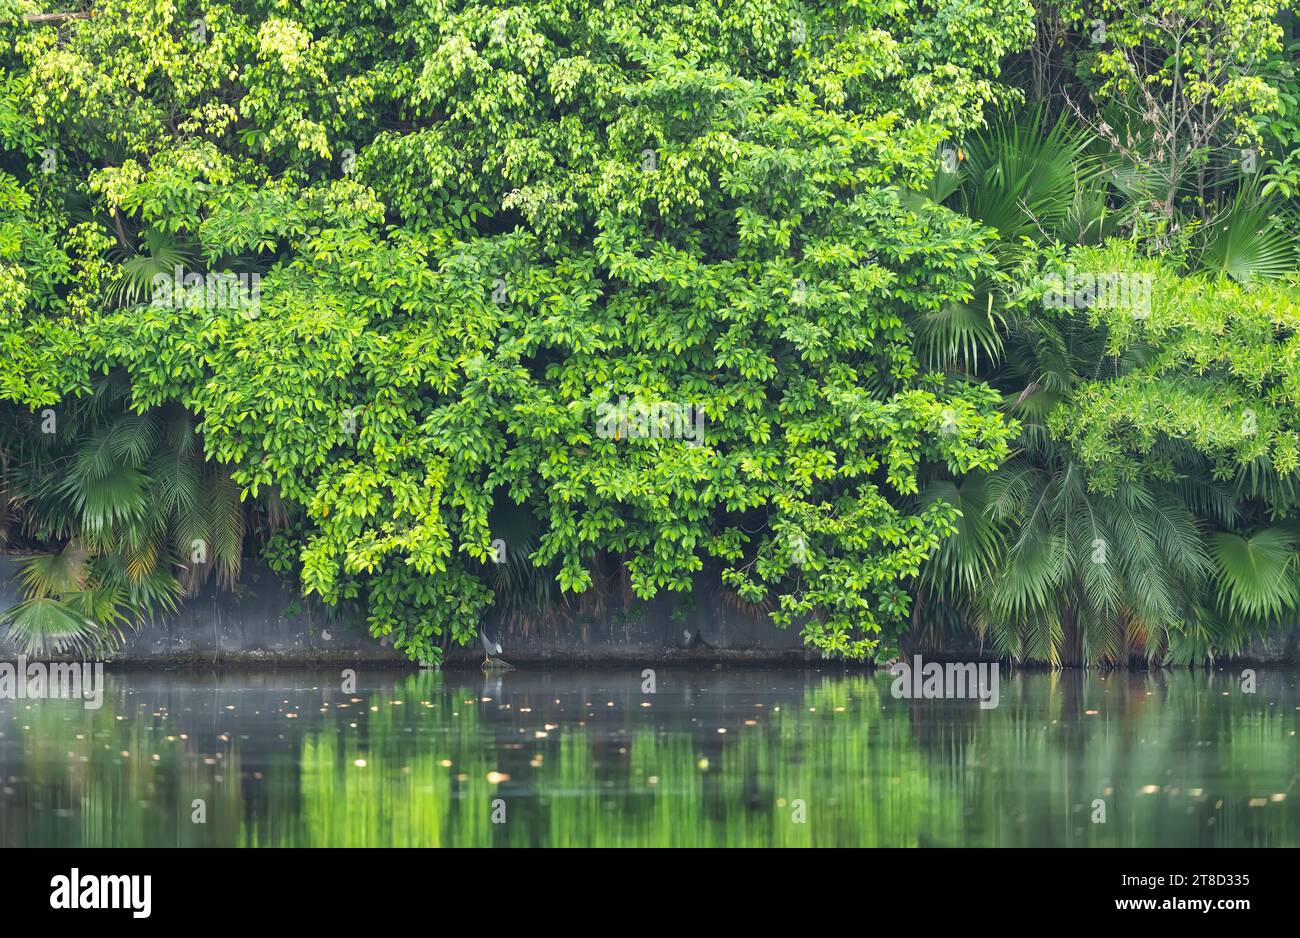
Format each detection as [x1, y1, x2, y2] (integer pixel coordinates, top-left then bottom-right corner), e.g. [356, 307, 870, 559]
[914, 288, 1005, 374]
[1197, 186, 1298, 283]
[106, 229, 193, 308]
[1209, 528, 1300, 620]
[918, 475, 1006, 600]
[0, 597, 102, 655]
[16, 548, 88, 599]
[957, 107, 1105, 248]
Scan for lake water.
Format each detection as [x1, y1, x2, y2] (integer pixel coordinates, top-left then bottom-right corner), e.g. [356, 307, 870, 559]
[0, 667, 1295, 847]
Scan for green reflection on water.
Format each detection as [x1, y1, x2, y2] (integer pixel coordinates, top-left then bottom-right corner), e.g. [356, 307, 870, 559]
[1, 669, 1295, 847]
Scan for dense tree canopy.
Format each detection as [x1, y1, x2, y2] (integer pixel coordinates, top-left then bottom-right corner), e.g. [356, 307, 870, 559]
[2, 1, 1299, 666]
[0, 0, 1034, 661]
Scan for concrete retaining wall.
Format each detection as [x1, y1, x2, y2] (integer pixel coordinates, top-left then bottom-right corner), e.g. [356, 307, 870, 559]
[0, 555, 1295, 666]
[0, 556, 403, 665]
[0, 555, 814, 666]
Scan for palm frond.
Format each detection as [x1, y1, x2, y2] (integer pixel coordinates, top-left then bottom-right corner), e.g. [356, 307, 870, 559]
[1196, 185, 1298, 283]
[0, 597, 102, 656]
[106, 229, 193, 308]
[15, 547, 88, 598]
[1209, 528, 1300, 620]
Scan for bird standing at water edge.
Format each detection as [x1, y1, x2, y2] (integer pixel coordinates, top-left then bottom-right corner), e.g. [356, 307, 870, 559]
[479, 623, 513, 671]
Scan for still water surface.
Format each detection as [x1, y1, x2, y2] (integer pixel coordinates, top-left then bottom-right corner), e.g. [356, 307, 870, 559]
[0, 668, 1296, 847]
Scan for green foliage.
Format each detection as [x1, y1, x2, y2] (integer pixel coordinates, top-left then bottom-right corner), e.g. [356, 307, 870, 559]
[1055, 0, 1284, 222]
[1259, 36, 1300, 199]
[914, 104, 1300, 665]
[1056, 243, 1300, 501]
[1210, 527, 1300, 620]
[4, 0, 1298, 667]
[951, 106, 1111, 248]
[0, 374, 245, 654]
[1196, 184, 1299, 283]
[0, 0, 1033, 660]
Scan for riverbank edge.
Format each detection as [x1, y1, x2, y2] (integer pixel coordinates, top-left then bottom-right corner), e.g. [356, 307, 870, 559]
[3, 648, 1296, 669]
[4, 557, 1297, 669]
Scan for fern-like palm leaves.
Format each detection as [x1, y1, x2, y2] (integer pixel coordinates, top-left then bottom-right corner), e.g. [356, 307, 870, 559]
[1, 374, 245, 654]
[914, 110, 1300, 666]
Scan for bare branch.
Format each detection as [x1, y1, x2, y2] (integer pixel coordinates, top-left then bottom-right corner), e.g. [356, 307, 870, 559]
[25, 11, 96, 24]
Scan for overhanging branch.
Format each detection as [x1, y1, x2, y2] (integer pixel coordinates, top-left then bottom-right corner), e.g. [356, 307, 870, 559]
[25, 11, 96, 24]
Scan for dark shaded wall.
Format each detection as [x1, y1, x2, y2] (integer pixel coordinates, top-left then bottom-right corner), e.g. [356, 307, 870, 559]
[0, 555, 812, 665]
[0, 556, 400, 665]
[0, 555, 1293, 665]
